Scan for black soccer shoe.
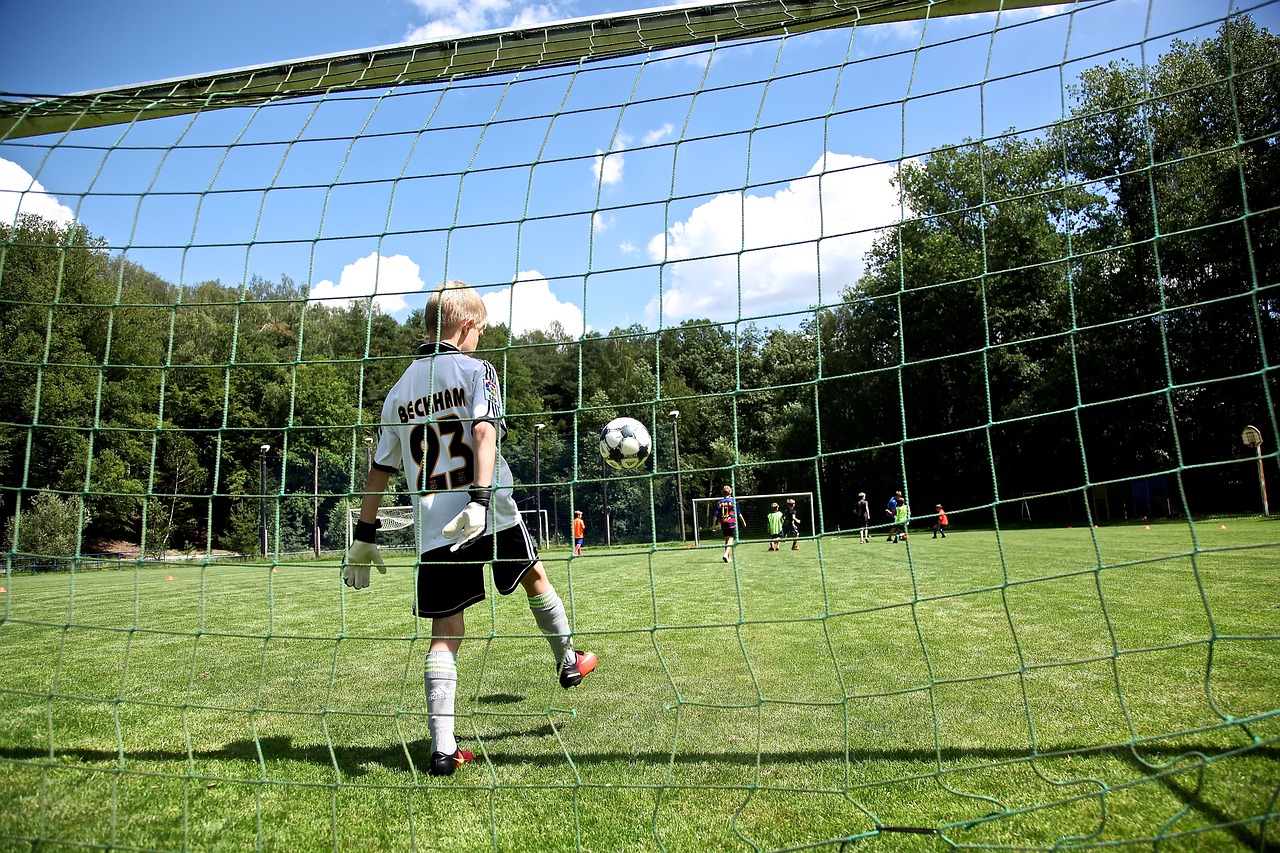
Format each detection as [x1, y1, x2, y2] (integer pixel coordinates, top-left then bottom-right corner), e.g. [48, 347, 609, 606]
[430, 748, 474, 776]
[559, 650, 598, 688]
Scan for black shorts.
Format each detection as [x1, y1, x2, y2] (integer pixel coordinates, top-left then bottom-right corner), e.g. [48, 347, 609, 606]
[413, 520, 538, 619]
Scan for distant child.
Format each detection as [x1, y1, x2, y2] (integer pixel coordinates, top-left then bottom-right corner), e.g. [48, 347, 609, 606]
[714, 485, 743, 562]
[933, 505, 948, 539]
[343, 280, 597, 777]
[767, 502, 783, 550]
[885, 491, 901, 542]
[892, 498, 910, 543]
[855, 492, 871, 543]
[572, 510, 585, 556]
[782, 498, 802, 550]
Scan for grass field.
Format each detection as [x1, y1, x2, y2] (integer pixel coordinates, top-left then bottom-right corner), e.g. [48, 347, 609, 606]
[2, 518, 1278, 851]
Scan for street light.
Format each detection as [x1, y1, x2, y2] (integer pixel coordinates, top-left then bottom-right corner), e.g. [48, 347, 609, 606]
[601, 455, 611, 547]
[1242, 425, 1270, 516]
[312, 444, 321, 559]
[364, 436, 374, 472]
[533, 423, 546, 546]
[670, 410, 686, 542]
[258, 444, 270, 558]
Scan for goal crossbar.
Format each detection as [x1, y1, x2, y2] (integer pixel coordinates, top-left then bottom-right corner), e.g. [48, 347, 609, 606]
[0, 0, 1062, 140]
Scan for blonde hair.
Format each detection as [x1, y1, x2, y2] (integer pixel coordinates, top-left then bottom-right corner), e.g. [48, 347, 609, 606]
[424, 280, 487, 340]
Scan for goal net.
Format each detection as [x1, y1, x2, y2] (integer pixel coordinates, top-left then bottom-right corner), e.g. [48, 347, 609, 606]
[3, 0, 1278, 849]
[691, 491, 815, 546]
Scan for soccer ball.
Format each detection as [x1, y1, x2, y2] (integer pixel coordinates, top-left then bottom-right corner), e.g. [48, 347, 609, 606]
[599, 417, 652, 470]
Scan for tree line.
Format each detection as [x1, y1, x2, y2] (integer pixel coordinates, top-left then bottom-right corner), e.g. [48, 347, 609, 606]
[2, 16, 1275, 557]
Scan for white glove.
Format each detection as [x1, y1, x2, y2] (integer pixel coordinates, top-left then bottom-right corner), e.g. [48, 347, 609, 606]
[342, 539, 386, 589]
[442, 495, 489, 552]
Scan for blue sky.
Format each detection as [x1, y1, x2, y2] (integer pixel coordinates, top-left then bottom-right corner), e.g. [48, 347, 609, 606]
[1, 0, 1271, 336]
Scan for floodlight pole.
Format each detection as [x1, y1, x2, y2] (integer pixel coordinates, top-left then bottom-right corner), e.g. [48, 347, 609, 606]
[313, 444, 321, 559]
[258, 444, 270, 558]
[601, 456, 611, 547]
[670, 410, 686, 542]
[534, 423, 546, 547]
[1242, 425, 1269, 516]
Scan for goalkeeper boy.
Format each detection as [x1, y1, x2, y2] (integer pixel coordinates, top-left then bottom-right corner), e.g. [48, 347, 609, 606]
[343, 280, 597, 777]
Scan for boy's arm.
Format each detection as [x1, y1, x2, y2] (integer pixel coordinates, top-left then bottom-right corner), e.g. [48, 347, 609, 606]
[357, 467, 392, 524]
[442, 419, 497, 551]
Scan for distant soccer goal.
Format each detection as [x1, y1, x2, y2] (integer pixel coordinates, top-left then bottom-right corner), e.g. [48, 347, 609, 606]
[519, 509, 550, 547]
[691, 492, 815, 546]
[346, 504, 415, 548]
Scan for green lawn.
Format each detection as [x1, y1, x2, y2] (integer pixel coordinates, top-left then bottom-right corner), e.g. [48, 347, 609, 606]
[2, 518, 1278, 851]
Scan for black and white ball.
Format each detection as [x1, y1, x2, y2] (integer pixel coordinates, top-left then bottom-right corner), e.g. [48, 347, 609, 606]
[599, 417, 652, 470]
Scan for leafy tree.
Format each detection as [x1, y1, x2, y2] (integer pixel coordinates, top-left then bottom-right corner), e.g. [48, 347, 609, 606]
[4, 491, 90, 566]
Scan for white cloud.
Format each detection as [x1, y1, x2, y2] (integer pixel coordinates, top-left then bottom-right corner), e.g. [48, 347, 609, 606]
[593, 211, 612, 231]
[643, 123, 675, 146]
[593, 148, 625, 186]
[0, 158, 76, 227]
[308, 252, 426, 314]
[645, 152, 908, 324]
[403, 0, 568, 42]
[619, 240, 639, 256]
[483, 270, 587, 337]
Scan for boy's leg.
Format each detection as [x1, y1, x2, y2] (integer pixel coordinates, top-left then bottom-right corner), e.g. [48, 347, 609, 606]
[426, 615, 471, 775]
[521, 563, 596, 687]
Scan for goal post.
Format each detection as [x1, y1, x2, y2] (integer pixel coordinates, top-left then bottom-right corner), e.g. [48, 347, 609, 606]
[691, 492, 815, 547]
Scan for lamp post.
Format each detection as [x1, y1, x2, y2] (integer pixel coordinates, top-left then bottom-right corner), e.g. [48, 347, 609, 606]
[1242, 425, 1270, 516]
[601, 456, 611, 547]
[364, 436, 374, 472]
[258, 444, 270, 558]
[670, 410, 686, 542]
[533, 422, 546, 546]
[313, 444, 321, 559]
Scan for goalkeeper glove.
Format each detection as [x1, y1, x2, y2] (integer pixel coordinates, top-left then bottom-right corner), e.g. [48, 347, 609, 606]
[442, 490, 491, 552]
[342, 520, 386, 589]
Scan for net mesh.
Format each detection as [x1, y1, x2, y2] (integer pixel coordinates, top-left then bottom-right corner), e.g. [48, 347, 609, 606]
[2, 0, 1278, 849]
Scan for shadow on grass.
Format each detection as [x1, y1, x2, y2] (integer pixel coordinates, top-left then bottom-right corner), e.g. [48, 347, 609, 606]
[1, 739, 1274, 847]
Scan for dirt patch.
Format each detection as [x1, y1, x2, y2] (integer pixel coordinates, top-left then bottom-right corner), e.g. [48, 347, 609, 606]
[86, 538, 237, 558]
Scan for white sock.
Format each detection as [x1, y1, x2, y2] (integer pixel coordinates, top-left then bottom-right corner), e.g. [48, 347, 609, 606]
[528, 588, 575, 669]
[424, 650, 458, 755]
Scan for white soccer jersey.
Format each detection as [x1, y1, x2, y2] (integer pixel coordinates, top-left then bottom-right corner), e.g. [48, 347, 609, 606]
[371, 342, 521, 554]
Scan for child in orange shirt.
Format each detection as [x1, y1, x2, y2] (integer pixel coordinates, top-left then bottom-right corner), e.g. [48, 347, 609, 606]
[572, 510, 585, 556]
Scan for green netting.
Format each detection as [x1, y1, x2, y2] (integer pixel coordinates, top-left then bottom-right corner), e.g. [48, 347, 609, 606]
[2, 0, 1278, 850]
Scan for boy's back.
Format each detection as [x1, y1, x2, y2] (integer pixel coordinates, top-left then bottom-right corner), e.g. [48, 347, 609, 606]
[375, 342, 519, 554]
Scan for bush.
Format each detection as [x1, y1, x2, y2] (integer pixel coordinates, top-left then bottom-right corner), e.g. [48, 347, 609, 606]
[4, 491, 91, 570]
